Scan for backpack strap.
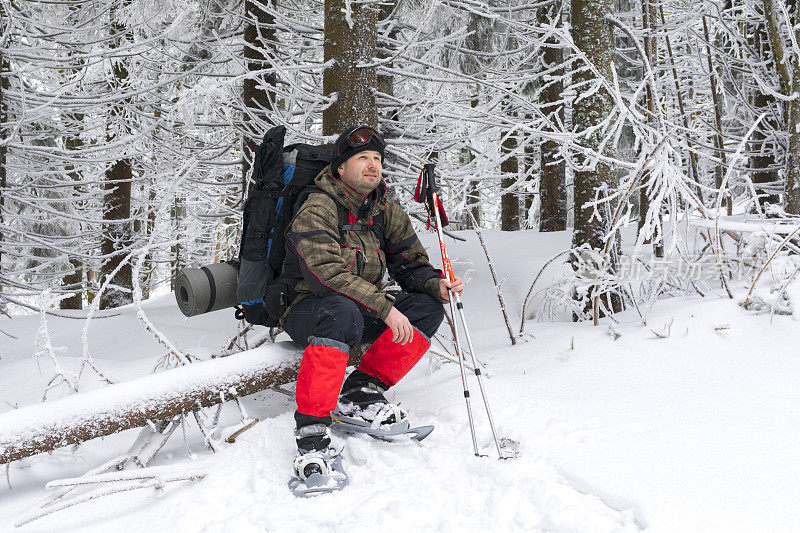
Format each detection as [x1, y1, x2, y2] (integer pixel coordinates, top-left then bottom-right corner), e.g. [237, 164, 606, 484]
[298, 187, 385, 247]
[338, 205, 385, 248]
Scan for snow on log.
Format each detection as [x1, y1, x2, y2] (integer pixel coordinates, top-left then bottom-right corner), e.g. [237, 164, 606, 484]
[689, 218, 800, 234]
[0, 343, 302, 464]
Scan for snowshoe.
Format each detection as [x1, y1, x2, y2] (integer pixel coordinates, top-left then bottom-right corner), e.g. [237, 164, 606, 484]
[288, 446, 349, 497]
[336, 372, 434, 442]
[332, 411, 435, 442]
[288, 423, 348, 497]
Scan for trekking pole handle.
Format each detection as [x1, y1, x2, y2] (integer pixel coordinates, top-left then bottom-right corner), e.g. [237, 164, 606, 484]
[425, 165, 457, 284]
[424, 163, 438, 193]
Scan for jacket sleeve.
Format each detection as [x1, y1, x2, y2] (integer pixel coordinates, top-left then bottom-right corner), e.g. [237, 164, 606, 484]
[383, 201, 444, 300]
[286, 196, 394, 320]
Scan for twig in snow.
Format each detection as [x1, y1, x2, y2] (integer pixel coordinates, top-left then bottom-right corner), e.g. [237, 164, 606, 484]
[443, 306, 457, 342]
[467, 210, 515, 345]
[712, 115, 767, 300]
[132, 248, 193, 368]
[29, 417, 180, 520]
[744, 224, 800, 308]
[180, 414, 191, 455]
[432, 333, 454, 356]
[46, 466, 205, 488]
[269, 327, 283, 343]
[270, 385, 294, 397]
[428, 346, 486, 375]
[220, 323, 254, 354]
[607, 320, 622, 340]
[33, 291, 80, 401]
[0, 295, 120, 320]
[625, 283, 645, 325]
[192, 411, 218, 453]
[772, 265, 800, 319]
[225, 419, 260, 443]
[520, 249, 573, 334]
[16, 473, 206, 527]
[651, 318, 673, 339]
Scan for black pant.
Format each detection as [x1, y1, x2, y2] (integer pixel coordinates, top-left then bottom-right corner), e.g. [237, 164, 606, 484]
[285, 291, 444, 438]
[283, 291, 445, 348]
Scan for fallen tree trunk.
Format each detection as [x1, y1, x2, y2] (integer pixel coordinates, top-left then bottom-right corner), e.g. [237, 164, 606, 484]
[0, 343, 302, 464]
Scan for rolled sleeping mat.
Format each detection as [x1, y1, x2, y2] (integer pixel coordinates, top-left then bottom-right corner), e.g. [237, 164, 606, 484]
[174, 262, 238, 317]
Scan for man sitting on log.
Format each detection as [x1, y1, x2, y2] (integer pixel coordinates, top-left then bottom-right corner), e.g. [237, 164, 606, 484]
[279, 125, 464, 485]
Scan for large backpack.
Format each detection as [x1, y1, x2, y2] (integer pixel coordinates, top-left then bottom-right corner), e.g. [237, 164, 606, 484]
[235, 125, 384, 326]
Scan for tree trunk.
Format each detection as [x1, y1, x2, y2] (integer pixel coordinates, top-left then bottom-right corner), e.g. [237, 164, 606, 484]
[377, 1, 399, 141]
[785, 12, 800, 213]
[538, 5, 567, 232]
[524, 137, 536, 227]
[100, 159, 133, 309]
[99, 3, 134, 310]
[702, 16, 731, 216]
[749, 24, 780, 207]
[761, 0, 800, 213]
[323, 0, 378, 135]
[0, 348, 303, 464]
[61, 112, 85, 310]
[133, 185, 156, 299]
[639, 0, 654, 239]
[464, 92, 481, 228]
[60, 259, 83, 309]
[659, 5, 702, 205]
[170, 195, 184, 291]
[0, 45, 7, 310]
[571, 0, 616, 250]
[571, 0, 622, 317]
[639, 0, 664, 257]
[463, 142, 481, 228]
[500, 128, 520, 231]
[242, 0, 277, 189]
[786, 76, 800, 213]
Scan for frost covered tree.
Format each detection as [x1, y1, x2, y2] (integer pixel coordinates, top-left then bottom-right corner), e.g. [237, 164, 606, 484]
[538, 1, 567, 233]
[99, 0, 135, 310]
[323, 0, 378, 132]
[242, 0, 277, 183]
[0, 4, 8, 312]
[570, 0, 618, 250]
[570, 0, 623, 317]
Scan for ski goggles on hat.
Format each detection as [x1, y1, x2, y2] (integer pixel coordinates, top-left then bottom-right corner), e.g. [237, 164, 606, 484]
[344, 126, 386, 151]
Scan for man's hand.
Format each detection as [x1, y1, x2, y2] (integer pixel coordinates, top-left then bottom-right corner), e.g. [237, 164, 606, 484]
[384, 306, 414, 344]
[439, 276, 465, 302]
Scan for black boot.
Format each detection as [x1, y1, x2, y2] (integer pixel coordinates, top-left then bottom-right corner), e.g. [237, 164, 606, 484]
[293, 423, 336, 480]
[338, 370, 406, 425]
[294, 413, 332, 452]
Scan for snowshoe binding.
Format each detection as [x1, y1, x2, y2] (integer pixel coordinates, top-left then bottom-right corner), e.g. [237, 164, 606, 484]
[337, 375, 408, 425]
[288, 424, 348, 497]
[334, 378, 434, 442]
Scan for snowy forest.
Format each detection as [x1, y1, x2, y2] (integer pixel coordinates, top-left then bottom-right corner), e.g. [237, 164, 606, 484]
[3, 0, 800, 529]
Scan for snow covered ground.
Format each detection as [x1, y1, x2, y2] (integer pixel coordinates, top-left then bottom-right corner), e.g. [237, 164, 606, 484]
[2, 229, 800, 532]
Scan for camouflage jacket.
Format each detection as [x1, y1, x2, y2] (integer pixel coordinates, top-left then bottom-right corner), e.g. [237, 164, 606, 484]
[280, 166, 443, 321]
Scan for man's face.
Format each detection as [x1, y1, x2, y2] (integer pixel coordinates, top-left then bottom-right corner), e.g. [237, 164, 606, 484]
[337, 150, 382, 196]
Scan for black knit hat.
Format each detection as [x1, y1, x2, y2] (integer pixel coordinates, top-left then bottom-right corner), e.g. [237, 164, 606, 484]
[330, 125, 386, 174]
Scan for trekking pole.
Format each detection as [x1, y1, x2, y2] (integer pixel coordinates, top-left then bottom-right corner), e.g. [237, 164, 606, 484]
[421, 164, 505, 459]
